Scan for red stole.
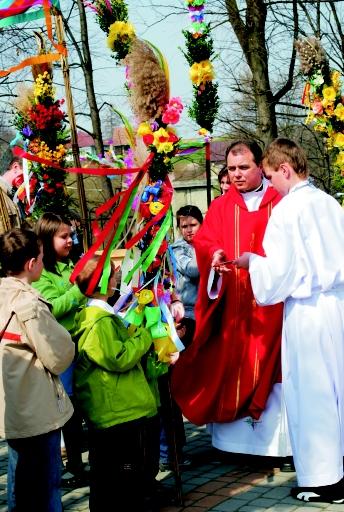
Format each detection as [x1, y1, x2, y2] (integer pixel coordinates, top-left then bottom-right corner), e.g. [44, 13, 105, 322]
[171, 185, 283, 425]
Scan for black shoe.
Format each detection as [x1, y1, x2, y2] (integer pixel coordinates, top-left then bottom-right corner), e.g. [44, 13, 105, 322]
[61, 470, 90, 489]
[145, 481, 176, 509]
[179, 456, 192, 468]
[291, 482, 344, 504]
[280, 462, 295, 472]
[159, 456, 192, 472]
[159, 460, 171, 472]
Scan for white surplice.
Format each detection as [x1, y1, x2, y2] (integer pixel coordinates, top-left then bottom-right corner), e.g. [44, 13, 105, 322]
[209, 180, 292, 458]
[249, 180, 344, 486]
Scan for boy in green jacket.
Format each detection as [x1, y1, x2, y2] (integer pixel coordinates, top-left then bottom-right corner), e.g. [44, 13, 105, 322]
[73, 256, 157, 511]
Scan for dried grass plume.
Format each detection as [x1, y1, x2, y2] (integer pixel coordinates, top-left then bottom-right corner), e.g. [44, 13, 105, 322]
[124, 39, 169, 123]
[13, 84, 34, 114]
[294, 37, 328, 76]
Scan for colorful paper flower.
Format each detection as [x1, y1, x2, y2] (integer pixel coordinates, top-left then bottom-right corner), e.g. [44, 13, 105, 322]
[189, 59, 214, 85]
[153, 128, 174, 153]
[107, 21, 135, 50]
[168, 97, 183, 112]
[333, 133, 344, 148]
[162, 106, 181, 124]
[335, 151, 344, 168]
[296, 38, 344, 177]
[322, 86, 337, 104]
[12, 68, 69, 219]
[312, 99, 323, 115]
[137, 122, 153, 137]
[334, 103, 344, 121]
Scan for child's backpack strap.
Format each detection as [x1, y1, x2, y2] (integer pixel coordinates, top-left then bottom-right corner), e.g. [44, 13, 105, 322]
[0, 312, 15, 343]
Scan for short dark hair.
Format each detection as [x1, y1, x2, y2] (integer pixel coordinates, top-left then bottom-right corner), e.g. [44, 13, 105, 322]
[225, 139, 263, 166]
[75, 255, 116, 297]
[0, 228, 41, 276]
[8, 157, 22, 170]
[35, 212, 71, 274]
[218, 165, 229, 184]
[176, 205, 203, 228]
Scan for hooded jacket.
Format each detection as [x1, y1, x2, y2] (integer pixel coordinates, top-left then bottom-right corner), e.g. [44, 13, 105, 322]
[73, 303, 157, 429]
[170, 238, 199, 319]
[0, 277, 74, 439]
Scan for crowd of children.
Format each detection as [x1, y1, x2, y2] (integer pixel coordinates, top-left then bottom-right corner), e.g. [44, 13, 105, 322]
[0, 208, 188, 511]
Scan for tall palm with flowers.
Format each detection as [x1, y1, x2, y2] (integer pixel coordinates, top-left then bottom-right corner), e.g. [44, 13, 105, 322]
[81, 0, 185, 375]
[183, 0, 219, 136]
[13, 69, 70, 219]
[295, 37, 344, 191]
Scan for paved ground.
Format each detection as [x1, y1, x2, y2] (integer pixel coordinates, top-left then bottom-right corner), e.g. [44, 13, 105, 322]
[0, 422, 343, 511]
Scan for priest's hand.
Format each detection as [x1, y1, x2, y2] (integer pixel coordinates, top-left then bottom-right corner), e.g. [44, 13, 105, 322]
[212, 249, 232, 274]
[233, 252, 251, 269]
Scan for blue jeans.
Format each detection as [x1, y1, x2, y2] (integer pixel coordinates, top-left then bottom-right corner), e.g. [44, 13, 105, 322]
[7, 429, 62, 512]
[159, 423, 169, 463]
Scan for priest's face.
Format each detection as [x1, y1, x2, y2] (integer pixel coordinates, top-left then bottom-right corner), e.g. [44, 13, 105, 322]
[179, 215, 202, 244]
[227, 148, 262, 192]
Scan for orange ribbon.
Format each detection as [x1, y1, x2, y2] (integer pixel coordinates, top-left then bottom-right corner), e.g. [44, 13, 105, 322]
[0, 0, 66, 77]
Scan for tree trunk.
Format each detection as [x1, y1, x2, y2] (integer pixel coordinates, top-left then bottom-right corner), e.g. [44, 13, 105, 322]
[76, 0, 113, 198]
[225, 0, 278, 145]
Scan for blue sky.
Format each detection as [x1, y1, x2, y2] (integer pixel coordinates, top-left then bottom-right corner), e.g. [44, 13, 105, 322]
[72, 0, 202, 138]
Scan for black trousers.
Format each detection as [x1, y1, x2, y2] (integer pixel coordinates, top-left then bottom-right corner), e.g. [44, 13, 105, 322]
[62, 396, 85, 475]
[88, 418, 148, 511]
[159, 371, 186, 461]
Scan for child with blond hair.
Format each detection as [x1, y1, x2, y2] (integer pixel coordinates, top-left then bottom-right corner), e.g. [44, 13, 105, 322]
[73, 256, 157, 510]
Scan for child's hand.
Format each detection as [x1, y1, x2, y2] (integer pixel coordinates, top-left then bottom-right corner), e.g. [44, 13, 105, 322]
[169, 352, 180, 365]
[176, 322, 186, 340]
[170, 300, 184, 322]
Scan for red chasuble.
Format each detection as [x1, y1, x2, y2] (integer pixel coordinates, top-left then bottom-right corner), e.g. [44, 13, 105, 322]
[171, 185, 283, 425]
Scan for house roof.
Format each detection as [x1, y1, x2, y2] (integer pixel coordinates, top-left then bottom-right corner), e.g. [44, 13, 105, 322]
[210, 140, 229, 163]
[73, 127, 131, 149]
[76, 131, 95, 148]
[73, 130, 230, 171]
[112, 126, 130, 147]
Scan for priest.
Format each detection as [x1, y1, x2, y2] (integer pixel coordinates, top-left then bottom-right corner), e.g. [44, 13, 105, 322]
[172, 139, 290, 457]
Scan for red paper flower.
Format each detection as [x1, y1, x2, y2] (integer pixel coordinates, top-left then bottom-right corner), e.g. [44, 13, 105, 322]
[143, 134, 154, 146]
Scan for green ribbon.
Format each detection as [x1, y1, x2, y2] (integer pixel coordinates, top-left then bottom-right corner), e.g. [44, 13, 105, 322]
[142, 209, 172, 271]
[0, 0, 60, 28]
[99, 184, 139, 294]
[124, 208, 172, 284]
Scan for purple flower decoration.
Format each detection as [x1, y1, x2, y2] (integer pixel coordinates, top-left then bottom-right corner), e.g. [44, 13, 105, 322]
[188, 5, 205, 12]
[22, 125, 33, 138]
[150, 121, 159, 131]
[124, 148, 134, 168]
[190, 13, 204, 22]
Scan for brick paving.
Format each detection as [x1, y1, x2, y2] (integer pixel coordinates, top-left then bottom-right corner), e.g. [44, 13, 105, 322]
[0, 423, 343, 511]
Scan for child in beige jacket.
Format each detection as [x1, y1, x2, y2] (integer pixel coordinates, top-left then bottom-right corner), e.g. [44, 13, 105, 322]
[0, 228, 75, 512]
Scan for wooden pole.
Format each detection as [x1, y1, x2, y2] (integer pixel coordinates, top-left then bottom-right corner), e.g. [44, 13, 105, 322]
[205, 141, 211, 207]
[54, 11, 90, 251]
[167, 377, 184, 507]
